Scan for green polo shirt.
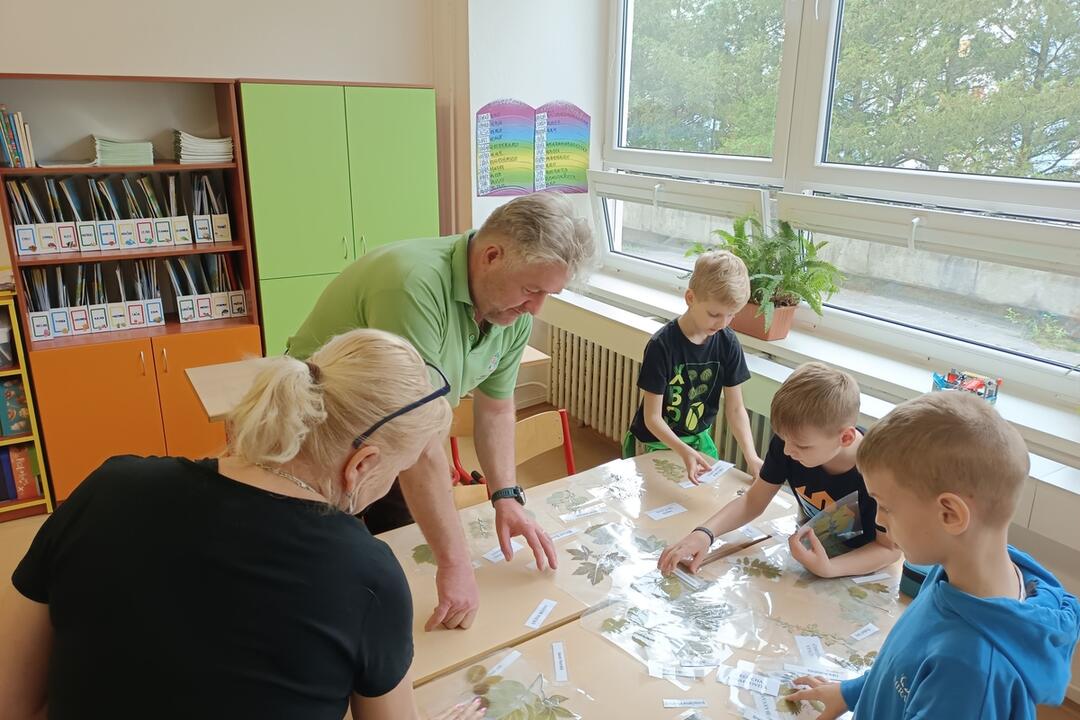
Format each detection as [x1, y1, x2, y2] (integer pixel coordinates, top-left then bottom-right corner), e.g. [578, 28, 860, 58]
[286, 232, 531, 407]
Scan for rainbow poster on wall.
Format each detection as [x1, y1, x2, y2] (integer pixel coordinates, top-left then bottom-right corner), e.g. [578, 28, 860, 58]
[535, 102, 589, 193]
[476, 99, 536, 197]
[476, 99, 590, 197]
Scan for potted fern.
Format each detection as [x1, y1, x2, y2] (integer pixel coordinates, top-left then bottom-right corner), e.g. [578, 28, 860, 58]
[687, 216, 844, 341]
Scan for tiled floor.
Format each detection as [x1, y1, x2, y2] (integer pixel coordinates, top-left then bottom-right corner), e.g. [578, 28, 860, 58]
[2, 412, 1077, 718]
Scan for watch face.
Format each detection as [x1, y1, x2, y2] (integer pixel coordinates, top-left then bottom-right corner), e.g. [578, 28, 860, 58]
[517, 486, 526, 505]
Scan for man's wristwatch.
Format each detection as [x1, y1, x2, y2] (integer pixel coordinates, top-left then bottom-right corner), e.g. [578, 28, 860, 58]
[490, 485, 526, 507]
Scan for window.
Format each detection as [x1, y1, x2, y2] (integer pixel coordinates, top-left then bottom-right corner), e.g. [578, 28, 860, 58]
[619, 0, 788, 158]
[815, 233, 1080, 370]
[825, 0, 1080, 183]
[603, 197, 736, 271]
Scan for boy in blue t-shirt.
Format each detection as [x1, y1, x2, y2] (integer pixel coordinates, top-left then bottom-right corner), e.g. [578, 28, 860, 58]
[789, 392, 1080, 719]
[624, 250, 762, 482]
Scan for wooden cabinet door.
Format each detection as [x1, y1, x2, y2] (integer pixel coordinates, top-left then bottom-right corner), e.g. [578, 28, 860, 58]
[241, 83, 355, 278]
[30, 339, 164, 502]
[153, 324, 262, 459]
[345, 87, 440, 254]
[259, 274, 337, 356]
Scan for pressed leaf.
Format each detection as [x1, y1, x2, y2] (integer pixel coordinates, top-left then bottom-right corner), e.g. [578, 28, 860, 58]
[412, 544, 436, 566]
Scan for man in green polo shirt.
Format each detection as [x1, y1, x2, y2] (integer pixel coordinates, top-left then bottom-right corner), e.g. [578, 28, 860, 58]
[288, 192, 594, 632]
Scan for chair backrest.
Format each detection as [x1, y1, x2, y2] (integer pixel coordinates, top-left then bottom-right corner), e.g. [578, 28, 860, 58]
[515, 409, 576, 476]
[450, 396, 474, 438]
[452, 483, 489, 509]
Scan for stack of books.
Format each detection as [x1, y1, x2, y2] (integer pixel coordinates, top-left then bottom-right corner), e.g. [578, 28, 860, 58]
[0, 105, 36, 168]
[174, 130, 233, 164]
[94, 135, 154, 166]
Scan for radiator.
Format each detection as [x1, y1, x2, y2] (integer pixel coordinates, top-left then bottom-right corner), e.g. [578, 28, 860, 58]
[547, 326, 773, 472]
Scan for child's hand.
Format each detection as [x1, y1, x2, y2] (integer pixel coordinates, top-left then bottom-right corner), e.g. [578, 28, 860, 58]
[786, 676, 847, 719]
[430, 698, 485, 720]
[678, 448, 714, 484]
[746, 454, 764, 479]
[788, 526, 835, 577]
[658, 530, 711, 575]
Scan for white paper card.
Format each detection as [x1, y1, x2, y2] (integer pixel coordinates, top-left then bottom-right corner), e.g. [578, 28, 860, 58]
[663, 699, 707, 708]
[552, 641, 568, 682]
[741, 524, 766, 540]
[851, 572, 892, 585]
[752, 691, 783, 720]
[488, 650, 522, 678]
[550, 527, 581, 542]
[482, 539, 524, 563]
[672, 567, 706, 591]
[525, 599, 558, 629]
[783, 663, 848, 683]
[698, 460, 735, 483]
[851, 623, 880, 641]
[679, 479, 697, 489]
[718, 665, 782, 697]
[646, 502, 688, 521]
[795, 635, 826, 663]
[559, 503, 606, 522]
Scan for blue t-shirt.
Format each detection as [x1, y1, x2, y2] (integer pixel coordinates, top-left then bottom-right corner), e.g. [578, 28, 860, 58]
[840, 547, 1080, 719]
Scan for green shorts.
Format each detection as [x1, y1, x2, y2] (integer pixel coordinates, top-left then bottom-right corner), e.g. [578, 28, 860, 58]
[622, 426, 719, 460]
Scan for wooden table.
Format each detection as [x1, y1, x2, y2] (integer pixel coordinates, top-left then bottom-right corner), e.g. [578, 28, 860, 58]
[379, 453, 792, 685]
[392, 452, 905, 718]
[185, 345, 551, 422]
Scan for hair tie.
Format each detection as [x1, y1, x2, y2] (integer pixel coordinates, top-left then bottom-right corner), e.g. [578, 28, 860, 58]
[304, 361, 322, 384]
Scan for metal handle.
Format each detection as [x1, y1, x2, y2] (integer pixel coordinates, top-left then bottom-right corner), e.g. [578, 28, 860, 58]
[909, 216, 921, 250]
[162, 347, 169, 373]
[342, 235, 348, 259]
[139, 350, 146, 376]
[360, 234, 367, 255]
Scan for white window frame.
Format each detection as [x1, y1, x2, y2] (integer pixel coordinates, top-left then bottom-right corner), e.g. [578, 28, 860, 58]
[785, 0, 1080, 222]
[597, 0, 1080, 403]
[590, 169, 770, 294]
[603, 0, 805, 186]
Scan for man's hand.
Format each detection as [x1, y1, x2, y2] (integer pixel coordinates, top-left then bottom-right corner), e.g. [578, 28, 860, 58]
[495, 500, 558, 571]
[788, 526, 835, 577]
[745, 454, 764, 480]
[787, 676, 848, 719]
[426, 561, 480, 631]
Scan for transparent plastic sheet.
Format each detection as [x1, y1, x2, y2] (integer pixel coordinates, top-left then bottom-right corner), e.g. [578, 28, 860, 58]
[798, 490, 863, 557]
[716, 656, 857, 720]
[420, 648, 596, 720]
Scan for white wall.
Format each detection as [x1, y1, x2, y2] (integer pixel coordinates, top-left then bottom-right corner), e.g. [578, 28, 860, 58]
[467, 0, 609, 228]
[0, 0, 434, 84]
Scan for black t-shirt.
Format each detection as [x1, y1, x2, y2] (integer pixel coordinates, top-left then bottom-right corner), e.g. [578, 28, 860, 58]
[759, 433, 879, 549]
[629, 320, 751, 442]
[13, 456, 413, 720]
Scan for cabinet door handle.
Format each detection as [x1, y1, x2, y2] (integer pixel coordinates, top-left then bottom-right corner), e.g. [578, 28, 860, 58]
[162, 347, 169, 373]
[342, 235, 348, 259]
[139, 350, 146, 376]
[360, 234, 367, 255]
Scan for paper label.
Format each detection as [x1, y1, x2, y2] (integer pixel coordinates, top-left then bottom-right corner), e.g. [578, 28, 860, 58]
[663, 699, 707, 708]
[795, 635, 826, 663]
[525, 599, 558, 629]
[783, 663, 848, 683]
[488, 650, 522, 677]
[483, 539, 524, 563]
[851, 623, 880, 641]
[550, 527, 581, 541]
[698, 460, 734, 483]
[851, 572, 892, 585]
[646, 502, 688, 521]
[552, 641, 568, 682]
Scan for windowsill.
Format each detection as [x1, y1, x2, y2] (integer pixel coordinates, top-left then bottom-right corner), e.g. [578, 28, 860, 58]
[572, 271, 1080, 475]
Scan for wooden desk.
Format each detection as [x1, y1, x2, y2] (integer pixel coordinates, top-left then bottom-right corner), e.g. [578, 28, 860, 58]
[185, 345, 551, 422]
[393, 452, 905, 718]
[380, 453, 791, 685]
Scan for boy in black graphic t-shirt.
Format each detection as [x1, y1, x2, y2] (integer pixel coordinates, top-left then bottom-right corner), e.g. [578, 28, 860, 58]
[659, 362, 901, 578]
[625, 250, 763, 482]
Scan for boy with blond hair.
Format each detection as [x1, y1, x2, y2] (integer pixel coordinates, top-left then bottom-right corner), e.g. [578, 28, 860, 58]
[625, 250, 762, 482]
[789, 392, 1080, 719]
[659, 361, 900, 577]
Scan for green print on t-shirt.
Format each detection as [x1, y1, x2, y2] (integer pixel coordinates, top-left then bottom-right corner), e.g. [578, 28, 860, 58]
[665, 363, 719, 432]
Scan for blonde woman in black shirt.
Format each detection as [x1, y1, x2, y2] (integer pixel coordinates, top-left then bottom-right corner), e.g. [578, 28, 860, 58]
[2, 329, 482, 720]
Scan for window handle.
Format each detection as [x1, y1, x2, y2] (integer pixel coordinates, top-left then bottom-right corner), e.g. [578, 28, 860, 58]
[909, 216, 921, 251]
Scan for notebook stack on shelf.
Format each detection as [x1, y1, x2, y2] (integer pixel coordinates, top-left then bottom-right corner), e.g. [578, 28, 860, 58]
[174, 131, 233, 164]
[93, 135, 154, 166]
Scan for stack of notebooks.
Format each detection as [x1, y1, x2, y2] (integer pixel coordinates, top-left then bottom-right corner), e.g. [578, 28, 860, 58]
[94, 135, 154, 166]
[174, 130, 233, 164]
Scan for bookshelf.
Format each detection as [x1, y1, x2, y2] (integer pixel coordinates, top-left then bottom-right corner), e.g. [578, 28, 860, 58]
[0, 293, 53, 522]
[0, 74, 263, 503]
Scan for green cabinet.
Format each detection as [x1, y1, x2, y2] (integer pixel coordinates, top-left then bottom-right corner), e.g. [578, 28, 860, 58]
[259, 274, 338, 356]
[241, 83, 440, 354]
[346, 87, 440, 253]
[241, 84, 355, 280]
